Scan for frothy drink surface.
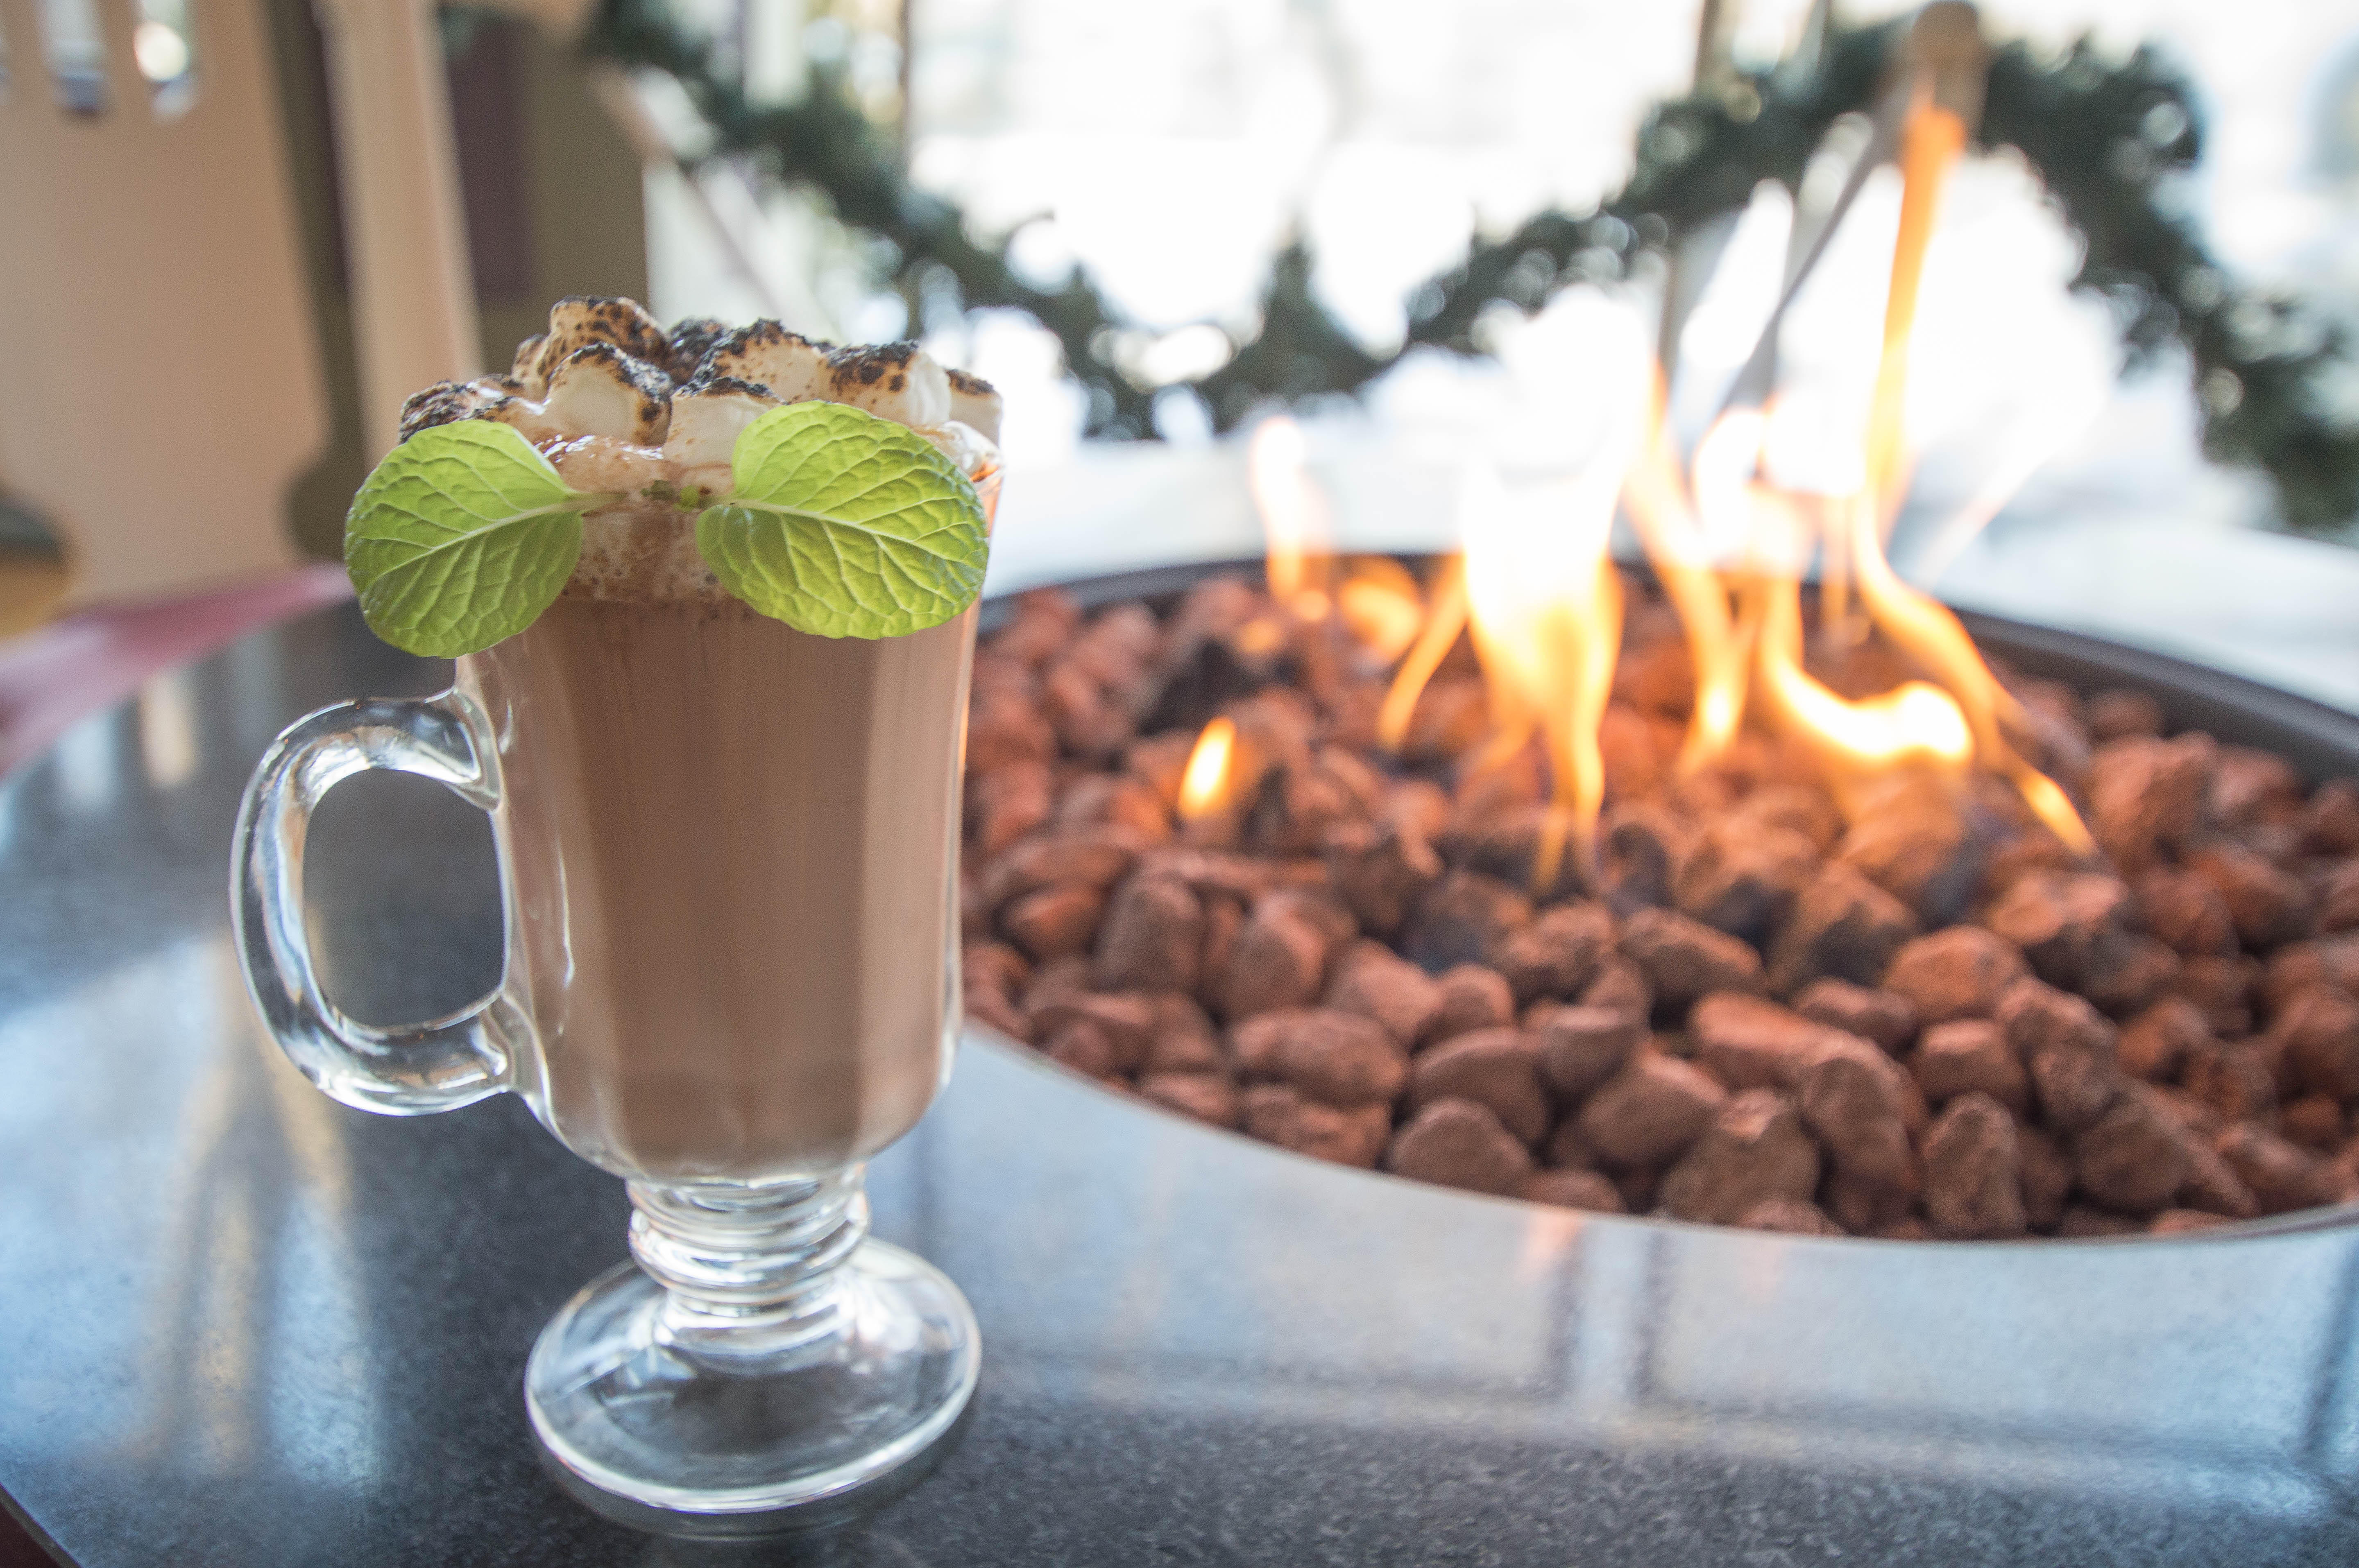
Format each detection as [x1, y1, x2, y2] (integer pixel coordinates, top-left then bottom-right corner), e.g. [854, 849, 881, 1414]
[461, 592, 973, 1185]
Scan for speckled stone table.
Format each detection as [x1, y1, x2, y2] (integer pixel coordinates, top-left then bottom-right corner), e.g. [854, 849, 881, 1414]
[3, 601, 2358, 1566]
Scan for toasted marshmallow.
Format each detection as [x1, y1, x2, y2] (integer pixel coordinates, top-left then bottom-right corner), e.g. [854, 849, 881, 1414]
[541, 343, 674, 445]
[664, 317, 730, 380]
[509, 334, 548, 393]
[697, 321, 834, 404]
[662, 376, 779, 470]
[398, 379, 507, 443]
[825, 343, 952, 428]
[945, 367, 1003, 444]
[528, 297, 671, 396]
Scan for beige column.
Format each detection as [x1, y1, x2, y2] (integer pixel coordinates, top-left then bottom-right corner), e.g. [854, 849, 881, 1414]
[312, 0, 483, 458]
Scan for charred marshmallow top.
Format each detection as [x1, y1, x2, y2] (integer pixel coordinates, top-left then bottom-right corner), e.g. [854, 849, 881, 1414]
[400, 297, 1001, 491]
[397, 298, 1003, 603]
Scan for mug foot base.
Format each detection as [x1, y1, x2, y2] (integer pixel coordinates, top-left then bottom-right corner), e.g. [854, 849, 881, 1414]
[524, 1242, 980, 1536]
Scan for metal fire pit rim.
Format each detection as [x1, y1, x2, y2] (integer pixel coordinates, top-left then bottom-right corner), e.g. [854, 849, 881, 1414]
[974, 552, 2359, 1247]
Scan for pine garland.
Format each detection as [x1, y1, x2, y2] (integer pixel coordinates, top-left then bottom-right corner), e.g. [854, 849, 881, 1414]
[582, 3, 2359, 535]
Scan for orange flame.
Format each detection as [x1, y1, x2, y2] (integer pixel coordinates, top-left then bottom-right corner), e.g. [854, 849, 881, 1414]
[1336, 557, 1427, 663]
[1460, 450, 1629, 890]
[1177, 717, 1239, 821]
[1624, 376, 1751, 772]
[1249, 416, 1334, 619]
[1376, 556, 1468, 751]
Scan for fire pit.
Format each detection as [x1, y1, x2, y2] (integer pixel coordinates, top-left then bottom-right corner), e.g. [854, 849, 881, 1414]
[957, 542, 2359, 1242]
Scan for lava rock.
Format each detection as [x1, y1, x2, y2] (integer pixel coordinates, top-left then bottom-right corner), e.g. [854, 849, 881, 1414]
[1911, 1018, 2028, 1115]
[1385, 1099, 1535, 1195]
[1138, 1072, 1241, 1128]
[1620, 907, 1765, 1007]
[1094, 875, 1205, 993]
[1240, 1084, 1391, 1168]
[1229, 1007, 1408, 1106]
[1492, 901, 1617, 1004]
[2074, 1086, 2194, 1215]
[1676, 823, 1819, 947]
[1922, 1092, 2027, 1238]
[1882, 928, 2030, 1025]
[1658, 1089, 1822, 1225]
[1530, 1003, 1649, 1098]
[1518, 1169, 1627, 1213]
[1324, 939, 1445, 1049]
[1983, 870, 2136, 994]
[1425, 963, 1516, 1046]
[1219, 901, 1333, 1020]
[1323, 818, 1443, 938]
[1734, 1198, 1845, 1236]
[2115, 996, 2211, 1083]
[1002, 884, 1108, 963]
[2187, 844, 2312, 952]
[1689, 993, 1852, 1090]
[1407, 1027, 1549, 1146]
[1402, 870, 1533, 973]
[1576, 1054, 1729, 1168]
[2137, 867, 2238, 958]
[2181, 1039, 2280, 1127]
[2273, 984, 2359, 1099]
[1765, 862, 1919, 996]
[2089, 732, 2216, 871]
[1996, 977, 2121, 1132]
[2215, 1121, 2341, 1215]
[1789, 978, 1917, 1054]
[1797, 1036, 1922, 1193]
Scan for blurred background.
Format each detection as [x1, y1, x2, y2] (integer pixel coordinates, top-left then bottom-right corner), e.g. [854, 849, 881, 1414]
[6, 0, 2359, 706]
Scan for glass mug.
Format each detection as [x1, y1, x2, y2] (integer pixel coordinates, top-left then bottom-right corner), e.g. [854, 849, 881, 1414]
[230, 472, 997, 1529]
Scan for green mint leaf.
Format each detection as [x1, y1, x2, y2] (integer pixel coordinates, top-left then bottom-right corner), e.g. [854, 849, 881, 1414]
[694, 401, 988, 638]
[344, 421, 606, 657]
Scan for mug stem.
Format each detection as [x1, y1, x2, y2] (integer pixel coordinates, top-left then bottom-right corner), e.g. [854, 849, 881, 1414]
[628, 1172, 870, 1356]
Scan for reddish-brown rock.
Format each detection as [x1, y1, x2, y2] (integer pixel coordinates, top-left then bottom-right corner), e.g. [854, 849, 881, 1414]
[1323, 818, 1442, 937]
[1882, 928, 2030, 1025]
[2274, 984, 2359, 1099]
[1518, 1169, 1627, 1213]
[1219, 903, 1331, 1020]
[1407, 1028, 1549, 1146]
[1620, 907, 1765, 1006]
[1402, 870, 1532, 973]
[1240, 1085, 1391, 1168]
[1493, 902, 1617, 1004]
[1735, 1198, 1845, 1236]
[1093, 875, 1204, 993]
[2215, 1121, 2341, 1215]
[1766, 863, 1920, 996]
[2116, 996, 2210, 1082]
[1530, 1004, 1648, 1098]
[2086, 689, 2164, 742]
[1983, 871, 2135, 994]
[1138, 1072, 1240, 1127]
[1324, 939, 1444, 1049]
[2137, 867, 2237, 958]
[1576, 1054, 1729, 1168]
[1229, 1007, 1407, 1106]
[1658, 1090, 1822, 1225]
[1425, 964, 1516, 1046]
[1385, 1099, 1535, 1195]
[1790, 978, 1917, 1053]
[2075, 1086, 2194, 1215]
[1676, 823, 1820, 946]
[2089, 732, 2215, 870]
[2018, 1125, 2074, 1229]
[1922, 1093, 2028, 1238]
[1912, 1019, 2028, 1115]
[2187, 844, 2312, 952]
[1798, 1036, 1922, 1193]
[1689, 993, 1851, 1090]
[2182, 1039, 2280, 1126]
[1002, 884, 1108, 963]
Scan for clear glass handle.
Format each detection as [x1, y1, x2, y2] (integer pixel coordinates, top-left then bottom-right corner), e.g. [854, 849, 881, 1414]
[230, 691, 526, 1114]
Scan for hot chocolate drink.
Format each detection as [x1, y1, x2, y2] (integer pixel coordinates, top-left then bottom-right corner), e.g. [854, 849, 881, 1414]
[466, 591, 975, 1184]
